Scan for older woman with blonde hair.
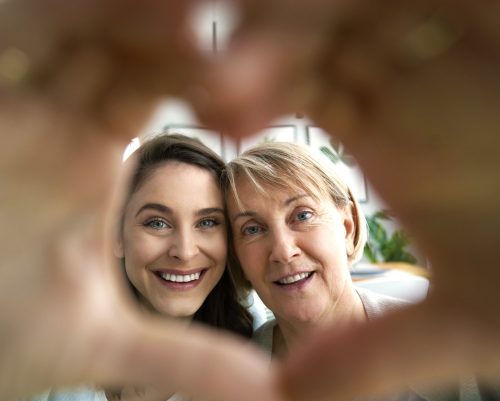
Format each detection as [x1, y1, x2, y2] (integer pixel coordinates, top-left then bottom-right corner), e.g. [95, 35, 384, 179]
[222, 141, 382, 353]
[222, 141, 429, 400]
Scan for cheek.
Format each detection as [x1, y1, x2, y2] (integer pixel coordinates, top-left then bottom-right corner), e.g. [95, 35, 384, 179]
[213, 234, 228, 266]
[235, 242, 264, 278]
[308, 226, 349, 263]
[201, 229, 228, 266]
[123, 233, 163, 267]
[234, 242, 249, 265]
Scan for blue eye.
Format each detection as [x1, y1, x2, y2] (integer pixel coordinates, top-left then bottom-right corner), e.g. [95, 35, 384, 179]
[198, 218, 219, 229]
[144, 219, 168, 230]
[296, 210, 313, 221]
[242, 225, 262, 236]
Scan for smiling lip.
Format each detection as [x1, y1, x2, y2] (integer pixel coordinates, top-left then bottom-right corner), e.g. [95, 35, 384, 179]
[152, 268, 207, 290]
[273, 271, 314, 290]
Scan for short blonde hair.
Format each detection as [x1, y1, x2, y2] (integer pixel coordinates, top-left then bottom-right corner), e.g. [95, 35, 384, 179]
[222, 142, 367, 275]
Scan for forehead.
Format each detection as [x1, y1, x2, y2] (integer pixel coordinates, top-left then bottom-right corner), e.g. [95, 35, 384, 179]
[229, 171, 321, 202]
[130, 162, 223, 207]
[228, 174, 321, 213]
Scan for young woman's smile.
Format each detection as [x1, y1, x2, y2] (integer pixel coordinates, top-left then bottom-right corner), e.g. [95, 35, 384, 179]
[152, 265, 205, 284]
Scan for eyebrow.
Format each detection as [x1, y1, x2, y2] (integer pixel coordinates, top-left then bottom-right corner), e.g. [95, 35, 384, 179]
[135, 203, 170, 217]
[195, 207, 225, 216]
[285, 194, 309, 206]
[135, 203, 224, 217]
[232, 194, 310, 223]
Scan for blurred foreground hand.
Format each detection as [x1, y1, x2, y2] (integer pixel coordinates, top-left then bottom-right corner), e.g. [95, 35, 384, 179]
[0, 1, 283, 401]
[197, 0, 500, 399]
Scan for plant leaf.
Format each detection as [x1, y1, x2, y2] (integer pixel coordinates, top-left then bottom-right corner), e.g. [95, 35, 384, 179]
[363, 211, 418, 263]
[328, 136, 342, 153]
[320, 146, 340, 164]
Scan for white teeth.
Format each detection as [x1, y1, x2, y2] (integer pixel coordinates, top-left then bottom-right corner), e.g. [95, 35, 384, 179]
[160, 272, 201, 283]
[278, 272, 311, 285]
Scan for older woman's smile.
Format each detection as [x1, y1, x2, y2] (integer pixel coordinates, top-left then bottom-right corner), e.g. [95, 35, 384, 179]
[275, 271, 314, 285]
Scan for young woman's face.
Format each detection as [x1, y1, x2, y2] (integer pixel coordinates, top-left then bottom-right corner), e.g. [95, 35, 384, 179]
[117, 161, 226, 319]
[228, 176, 355, 326]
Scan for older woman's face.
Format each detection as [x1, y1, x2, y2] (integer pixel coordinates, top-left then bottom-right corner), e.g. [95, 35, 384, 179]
[228, 176, 356, 326]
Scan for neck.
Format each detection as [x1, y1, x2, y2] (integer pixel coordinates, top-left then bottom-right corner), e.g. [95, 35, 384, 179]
[137, 296, 193, 328]
[274, 284, 366, 356]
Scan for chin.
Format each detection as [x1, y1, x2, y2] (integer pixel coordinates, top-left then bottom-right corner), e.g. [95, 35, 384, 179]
[152, 302, 199, 320]
[165, 309, 198, 319]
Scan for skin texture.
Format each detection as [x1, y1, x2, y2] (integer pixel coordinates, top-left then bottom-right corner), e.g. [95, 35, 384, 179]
[228, 178, 364, 348]
[118, 162, 226, 320]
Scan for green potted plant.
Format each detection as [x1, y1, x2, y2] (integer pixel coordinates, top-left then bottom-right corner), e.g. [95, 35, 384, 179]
[319, 142, 418, 265]
[364, 210, 417, 264]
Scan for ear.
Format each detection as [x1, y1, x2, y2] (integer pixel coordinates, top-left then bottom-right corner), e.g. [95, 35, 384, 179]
[343, 202, 356, 256]
[113, 236, 124, 259]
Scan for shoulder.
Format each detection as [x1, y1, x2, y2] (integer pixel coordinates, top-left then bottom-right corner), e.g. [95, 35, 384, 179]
[356, 287, 412, 320]
[252, 318, 277, 353]
[26, 388, 102, 401]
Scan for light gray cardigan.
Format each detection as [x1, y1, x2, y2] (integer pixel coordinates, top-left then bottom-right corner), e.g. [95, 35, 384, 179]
[253, 287, 486, 401]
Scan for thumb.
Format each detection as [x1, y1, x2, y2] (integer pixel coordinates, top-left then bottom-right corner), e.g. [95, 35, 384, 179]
[279, 297, 490, 401]
[94, 313, 285, 401]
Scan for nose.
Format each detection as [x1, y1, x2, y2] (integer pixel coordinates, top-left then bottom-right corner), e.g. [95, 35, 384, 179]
[167, 227, 198, 261]
[269, 226, 301, 265]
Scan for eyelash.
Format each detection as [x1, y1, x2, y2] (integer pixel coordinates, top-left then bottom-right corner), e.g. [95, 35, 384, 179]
[240, 209, 314, 237]
[196, 217, 221, 229]
[143, 218, 169, 230]
[294, 209, 313, 222]
[241, 224, 263, 236]
[143, 217, 221, 231]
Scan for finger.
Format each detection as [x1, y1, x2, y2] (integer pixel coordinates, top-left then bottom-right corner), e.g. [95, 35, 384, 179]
[194, 36, 292, 137]
[280, 296, 500, 401]
[101, 0, 207, 96]
[194, 0, 391, 137]
[193, 0, 334, 138]
[1, 0, 207, 105]
[92, 314, 285, 401]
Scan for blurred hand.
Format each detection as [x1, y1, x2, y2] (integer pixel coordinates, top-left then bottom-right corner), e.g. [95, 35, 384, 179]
[0, 1, 283, 401]
[198, 0, 500, 399]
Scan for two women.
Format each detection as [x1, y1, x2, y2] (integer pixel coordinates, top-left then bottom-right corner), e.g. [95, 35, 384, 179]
[35, 136, 439, 401]
[121, 138, 483, 401]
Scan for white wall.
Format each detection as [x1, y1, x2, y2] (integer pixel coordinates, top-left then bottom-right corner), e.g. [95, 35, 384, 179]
[136, 100, 385, 218]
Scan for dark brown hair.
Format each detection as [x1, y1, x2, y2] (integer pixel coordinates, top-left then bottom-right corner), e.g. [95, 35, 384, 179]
[122, 134, 253, 338]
